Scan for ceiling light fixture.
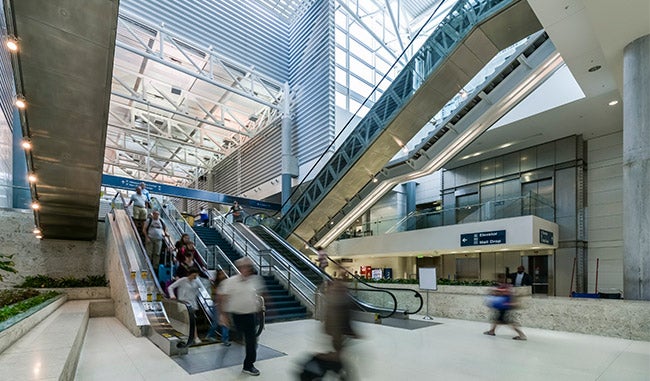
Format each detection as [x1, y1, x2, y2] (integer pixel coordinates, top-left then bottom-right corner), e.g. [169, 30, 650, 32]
[21, 139, 32, 150]
[31, 201, 40, 210]
[6, 37, 18, 52]
[35, 234, 43, 239]
[28, 173, 37, 183]
[15, 97, 26, 109]
[33, 227, 41, 234]
[608, 100, 618, 106]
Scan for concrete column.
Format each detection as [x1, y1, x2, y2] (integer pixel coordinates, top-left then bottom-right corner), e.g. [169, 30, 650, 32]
[623, 34, 650, 300]
[403, 182, 417, 231]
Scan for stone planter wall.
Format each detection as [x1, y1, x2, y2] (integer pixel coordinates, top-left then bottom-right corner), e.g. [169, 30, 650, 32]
[0, 294, 67, 354]
[370, 283, 650, 341]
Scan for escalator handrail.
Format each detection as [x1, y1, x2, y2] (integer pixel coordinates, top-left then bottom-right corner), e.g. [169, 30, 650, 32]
[257, 225, 330, 282]
[253, 226, 401, 317]
[212, 209, 317, 308]
[270, 0, 450, 218]
[289, 231, 423, 316]
[112, 193, 165, 294]
[152, 198, 210, 272]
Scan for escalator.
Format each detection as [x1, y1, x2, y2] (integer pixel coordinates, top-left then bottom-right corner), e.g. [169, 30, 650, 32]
[245, 223, 423, 319]
[273, 0, 543, 245]
[310, 31, 561, 244]
[106, 202, 197, 355]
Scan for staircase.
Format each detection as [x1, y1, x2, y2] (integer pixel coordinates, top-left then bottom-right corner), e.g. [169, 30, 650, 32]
[198, 225, 309, 322]
[263, 275, 309, 323]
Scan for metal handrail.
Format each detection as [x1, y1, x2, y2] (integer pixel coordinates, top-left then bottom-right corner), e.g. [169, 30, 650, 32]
[287, 231, 422, 317]
[151, 198, 210, 271]
[212, 209, 317, 308]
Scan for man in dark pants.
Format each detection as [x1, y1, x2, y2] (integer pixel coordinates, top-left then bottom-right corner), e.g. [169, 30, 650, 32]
[218, 257, 265, 376]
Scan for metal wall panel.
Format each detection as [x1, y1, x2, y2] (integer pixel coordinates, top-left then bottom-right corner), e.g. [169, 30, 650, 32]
[289, 0, 335, 167]
[119, 0, 290, 81]
[211, 120, 282, 195]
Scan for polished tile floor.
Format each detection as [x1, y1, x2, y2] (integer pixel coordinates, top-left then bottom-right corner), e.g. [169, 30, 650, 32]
[76, 316, 650, 380]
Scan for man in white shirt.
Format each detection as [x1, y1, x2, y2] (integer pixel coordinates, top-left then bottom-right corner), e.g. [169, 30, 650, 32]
[127, 186, 147, 221]
[218, 257, 265, 376]
[139, 182, 151, 208]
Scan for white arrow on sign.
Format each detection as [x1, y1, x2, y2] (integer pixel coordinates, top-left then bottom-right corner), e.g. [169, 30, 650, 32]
[462, 238, 468, 243]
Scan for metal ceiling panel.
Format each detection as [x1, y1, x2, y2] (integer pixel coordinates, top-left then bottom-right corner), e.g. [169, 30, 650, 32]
[7, 0, 119, 240]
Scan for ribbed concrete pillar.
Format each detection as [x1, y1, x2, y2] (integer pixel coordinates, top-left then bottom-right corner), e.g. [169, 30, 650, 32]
[623, 34, 650, 300]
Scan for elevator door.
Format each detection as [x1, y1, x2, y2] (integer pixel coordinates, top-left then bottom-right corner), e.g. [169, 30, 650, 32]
[528, 255, 549, 294]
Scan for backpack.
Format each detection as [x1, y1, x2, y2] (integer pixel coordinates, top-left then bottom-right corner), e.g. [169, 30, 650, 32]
[145, 217, 166, 233]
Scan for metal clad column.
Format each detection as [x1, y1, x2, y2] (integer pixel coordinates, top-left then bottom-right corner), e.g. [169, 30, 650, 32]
[623, 34, 650, 300]
[281, 82, 296, 213]
[404, 182, 417, 231]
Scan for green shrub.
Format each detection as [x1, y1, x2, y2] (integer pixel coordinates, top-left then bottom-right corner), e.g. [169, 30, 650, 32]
[0, 291, 60, 323]
[0, 289, 41, 307]
[16, 275, 108, 288]
[0, 254, 17, 281]
[437, 278, 497, 286]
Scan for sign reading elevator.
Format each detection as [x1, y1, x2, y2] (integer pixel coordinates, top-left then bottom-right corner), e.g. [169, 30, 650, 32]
[460, 230, 506, 247]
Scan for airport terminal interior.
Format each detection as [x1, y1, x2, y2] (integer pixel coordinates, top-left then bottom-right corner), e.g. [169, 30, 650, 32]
[0, 0, 649, 380]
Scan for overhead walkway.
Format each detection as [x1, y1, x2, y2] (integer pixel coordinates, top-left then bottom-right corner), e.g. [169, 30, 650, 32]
[273, 0, 544, 246]
[312, 31, 561, 245]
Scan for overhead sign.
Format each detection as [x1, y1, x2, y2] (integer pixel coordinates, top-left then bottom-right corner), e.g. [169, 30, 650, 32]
[539, 229, 554, 245]
[460, 230, 506, 246]
[101, 174, 281, 211]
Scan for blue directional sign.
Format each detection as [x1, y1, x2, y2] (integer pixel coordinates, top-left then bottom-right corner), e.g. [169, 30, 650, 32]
[539, 229, 554, 245]
[101, 174, 281, 211]
[460, 230, 506, 246]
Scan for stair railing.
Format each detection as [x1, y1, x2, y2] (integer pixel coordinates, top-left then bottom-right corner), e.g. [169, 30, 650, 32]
[211, 209, 317, 310]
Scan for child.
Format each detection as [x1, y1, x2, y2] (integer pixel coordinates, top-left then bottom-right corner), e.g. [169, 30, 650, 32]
[168, 266, 204, 344]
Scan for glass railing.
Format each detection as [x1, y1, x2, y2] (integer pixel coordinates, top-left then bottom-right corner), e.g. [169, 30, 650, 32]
[342, 192, 555, 238]
[211, 209, 318, 308]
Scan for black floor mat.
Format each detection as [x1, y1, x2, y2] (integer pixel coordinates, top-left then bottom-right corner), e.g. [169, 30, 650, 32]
[373, 317, 442, 330]
[172, 343, 286, 374]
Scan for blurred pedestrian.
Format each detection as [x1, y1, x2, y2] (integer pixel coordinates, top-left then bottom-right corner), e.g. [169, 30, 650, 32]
[483, 274, 526, 340]
[218, 257, 265, 376]
[316, 246, 329, 271]
[205, 270, 231, 346]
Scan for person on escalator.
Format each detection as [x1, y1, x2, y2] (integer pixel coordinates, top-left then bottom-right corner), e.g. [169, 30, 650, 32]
[178, 241, 208, 274]
[168, 266, 203, 344]
[226, 201, 244, 223]
[174, 244, 208, 280]
[205, 269, 230, 346]
[174, 233, 191, 261]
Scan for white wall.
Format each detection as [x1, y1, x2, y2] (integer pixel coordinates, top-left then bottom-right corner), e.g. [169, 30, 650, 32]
[586, 131, 623, 292]
[0, 209, 106, 287]
[414, 170, 443, 205]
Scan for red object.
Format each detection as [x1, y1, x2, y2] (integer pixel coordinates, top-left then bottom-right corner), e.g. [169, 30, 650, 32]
[594, 258, 599, 293]
[364, 266, 372, 279]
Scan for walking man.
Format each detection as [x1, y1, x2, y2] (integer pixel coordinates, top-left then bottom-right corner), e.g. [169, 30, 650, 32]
[218, 257, 265, 376]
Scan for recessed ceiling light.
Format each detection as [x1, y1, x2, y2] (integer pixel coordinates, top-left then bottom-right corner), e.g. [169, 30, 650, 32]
[21, 140, 32, 150]
[35, 234, 43, 239]
[31, 201, 40, 210]
[33, 227, 41, 234]
[15, 98, 26, 109]
[608, 100, 618, 106]
[28, 174, 37, 183]
[6, 38, 18, 52]
[588, 65, 601, 72]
